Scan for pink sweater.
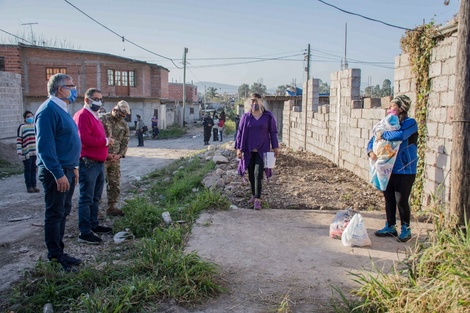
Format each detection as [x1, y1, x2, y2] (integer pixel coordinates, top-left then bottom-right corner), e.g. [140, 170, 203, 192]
[73, 108, 108, 162]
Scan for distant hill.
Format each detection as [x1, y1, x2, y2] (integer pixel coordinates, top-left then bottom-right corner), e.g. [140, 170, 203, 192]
[192, 82, 239, 95]
[192, 81, 276, 96]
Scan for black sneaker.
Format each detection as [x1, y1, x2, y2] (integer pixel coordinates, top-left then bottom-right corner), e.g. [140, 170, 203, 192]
[91, 225, 113, 234]
[50, 257, 79, 273]
[62, 253, 82, 266]
[78, 232, 102, 245]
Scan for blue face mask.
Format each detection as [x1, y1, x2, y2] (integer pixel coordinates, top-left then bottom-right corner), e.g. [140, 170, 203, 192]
[25, 117, 34, 124]
[67, 88, 78, 104]
[60, 87, 78, 104]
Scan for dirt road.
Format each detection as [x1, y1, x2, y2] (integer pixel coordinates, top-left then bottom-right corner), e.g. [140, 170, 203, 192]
[0, 126, 420, 312]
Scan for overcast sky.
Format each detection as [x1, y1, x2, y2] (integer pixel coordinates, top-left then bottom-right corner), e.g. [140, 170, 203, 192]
[0, 0, 459, 90]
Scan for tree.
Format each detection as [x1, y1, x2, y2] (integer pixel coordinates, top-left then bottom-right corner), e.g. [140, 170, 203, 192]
[276, 85, 290, 96]
[372, 85, 381, 98]
[381, 79, 392, 97]
[319, 80, 330, 94]
[450, 0, 470, 226]
[238, 84, 249, 99]
[206, 87, 218, 102]
[249, 82, 267, 96]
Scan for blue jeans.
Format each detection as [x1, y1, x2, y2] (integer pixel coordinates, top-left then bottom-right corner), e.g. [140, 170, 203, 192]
[23, 155, 37, 188]
[39, 166, 76, 260]
[78, 160, 105, 235]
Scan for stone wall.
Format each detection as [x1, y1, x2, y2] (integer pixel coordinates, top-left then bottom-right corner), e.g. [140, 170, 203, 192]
[0, 71, 23, 139]
[282, 26, 457, 209]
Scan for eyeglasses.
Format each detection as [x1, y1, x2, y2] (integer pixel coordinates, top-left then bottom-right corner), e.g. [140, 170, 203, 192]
[89, 97, 104, 103]
[62, 84, 76, 89]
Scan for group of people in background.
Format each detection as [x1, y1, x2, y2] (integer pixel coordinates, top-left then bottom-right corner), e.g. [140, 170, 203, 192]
[16, 73, 130, 271]
[202, 110, 228, 145]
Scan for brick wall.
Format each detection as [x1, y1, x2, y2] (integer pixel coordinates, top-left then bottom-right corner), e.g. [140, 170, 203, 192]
[168, 83, 198, 102]
[0, 72, 23, 139]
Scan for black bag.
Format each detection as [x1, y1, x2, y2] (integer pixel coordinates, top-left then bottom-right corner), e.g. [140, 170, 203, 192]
[142, 125, 148, 133]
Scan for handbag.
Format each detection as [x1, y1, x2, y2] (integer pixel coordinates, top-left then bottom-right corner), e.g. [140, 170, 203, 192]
[142, 125, 148, 132]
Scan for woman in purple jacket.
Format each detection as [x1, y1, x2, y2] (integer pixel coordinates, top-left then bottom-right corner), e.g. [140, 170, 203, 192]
[235, 93, 280, 210]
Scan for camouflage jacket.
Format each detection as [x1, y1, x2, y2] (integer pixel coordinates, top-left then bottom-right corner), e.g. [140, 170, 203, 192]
[100, 112, 130, 156]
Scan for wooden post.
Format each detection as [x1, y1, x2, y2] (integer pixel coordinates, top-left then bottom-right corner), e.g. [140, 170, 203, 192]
[450, 0, 470, 226]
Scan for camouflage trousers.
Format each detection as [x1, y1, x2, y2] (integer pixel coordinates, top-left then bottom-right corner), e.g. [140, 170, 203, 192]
[105, 160, 121, 207]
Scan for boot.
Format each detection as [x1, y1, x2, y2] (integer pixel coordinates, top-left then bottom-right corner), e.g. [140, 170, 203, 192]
[106, 204, 125, 216]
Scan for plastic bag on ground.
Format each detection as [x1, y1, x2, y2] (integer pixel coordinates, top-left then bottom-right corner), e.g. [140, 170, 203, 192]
[341, 213, 372, 247]
[329, 208, 354, 239]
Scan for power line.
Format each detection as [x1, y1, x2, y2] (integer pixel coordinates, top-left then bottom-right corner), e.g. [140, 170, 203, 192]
[64, 0, 182, 69]
[316, 0, 412, 31]
[0, 28, 33, 44]
[187, 53, 305, 69]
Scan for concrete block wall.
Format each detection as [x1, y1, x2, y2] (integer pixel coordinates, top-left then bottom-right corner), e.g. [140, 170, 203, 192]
[0, 72, 23, 139]
[283, 29, 458, 209]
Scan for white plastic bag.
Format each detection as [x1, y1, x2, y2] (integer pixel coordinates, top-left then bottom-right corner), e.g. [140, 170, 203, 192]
[263, 152, 276, 168]
[341, 213, 372, 247]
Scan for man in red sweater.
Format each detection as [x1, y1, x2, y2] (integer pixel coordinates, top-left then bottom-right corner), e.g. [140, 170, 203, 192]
[73, 88, 114, 244]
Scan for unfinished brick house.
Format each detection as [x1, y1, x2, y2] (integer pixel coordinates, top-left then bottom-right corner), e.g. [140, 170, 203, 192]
[0, 43, 178, 129]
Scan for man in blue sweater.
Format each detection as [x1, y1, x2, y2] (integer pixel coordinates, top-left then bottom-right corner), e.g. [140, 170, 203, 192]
[36, 73, 82, 272]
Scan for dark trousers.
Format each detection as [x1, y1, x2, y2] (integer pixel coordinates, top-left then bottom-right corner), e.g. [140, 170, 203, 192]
[23, 155, 37, 188]
[78, 160, 104, 235]
[248, 152, 264, 199]
[383, 173, 416, 227]
[39, 167, 76, 260]
[213, 128, 218, 141]
[203, 127, 212, 142]
[137, 130, 144, 146]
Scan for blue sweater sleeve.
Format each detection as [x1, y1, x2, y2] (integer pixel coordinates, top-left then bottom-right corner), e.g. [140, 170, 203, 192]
[381, 118, 418, 142]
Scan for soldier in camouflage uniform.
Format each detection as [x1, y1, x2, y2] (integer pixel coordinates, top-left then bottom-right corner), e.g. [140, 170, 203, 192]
[100, 100, 130, 216]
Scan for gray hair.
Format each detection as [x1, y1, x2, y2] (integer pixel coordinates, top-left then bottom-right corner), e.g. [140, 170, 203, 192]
[85, 88, 101, 99]
[47, 73, 72, 96]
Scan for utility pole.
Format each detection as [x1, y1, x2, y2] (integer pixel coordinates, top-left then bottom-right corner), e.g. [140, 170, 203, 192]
[21, 22, 38, 44]
[303, 43, 311, 150]
[344, 23, 348, 70]
[182, 47, 188, 127]
[450, 0, 470, 226]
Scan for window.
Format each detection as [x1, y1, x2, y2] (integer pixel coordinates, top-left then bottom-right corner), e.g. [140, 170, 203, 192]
[46, 67, 66, 80]
[115, 71, 121, 86]
[0, 57, 5, 71]
[107, 69, 114, 85]
[107, 69, 136, 87]
[129, 71, 135, 87]
[122, 71, 128, 86]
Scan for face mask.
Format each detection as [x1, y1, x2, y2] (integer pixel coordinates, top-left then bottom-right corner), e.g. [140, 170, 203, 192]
[251, 103, 260, 111]
[88, 99, 103, 112]
[62, 88, 78, 104]
[387, 109, 399, 116]
[25, 117, 34, 124]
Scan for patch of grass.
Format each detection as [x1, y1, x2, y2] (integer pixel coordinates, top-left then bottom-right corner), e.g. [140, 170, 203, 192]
[0, 158, 22, 178]
[338, 209, 470, 313]
[2, 154, 228, 312]
[156, 124, 187, 140]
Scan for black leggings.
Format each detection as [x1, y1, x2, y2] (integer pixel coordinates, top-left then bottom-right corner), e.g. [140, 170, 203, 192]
[383, 174, 416, 226]
[248, 152, 264, 199]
